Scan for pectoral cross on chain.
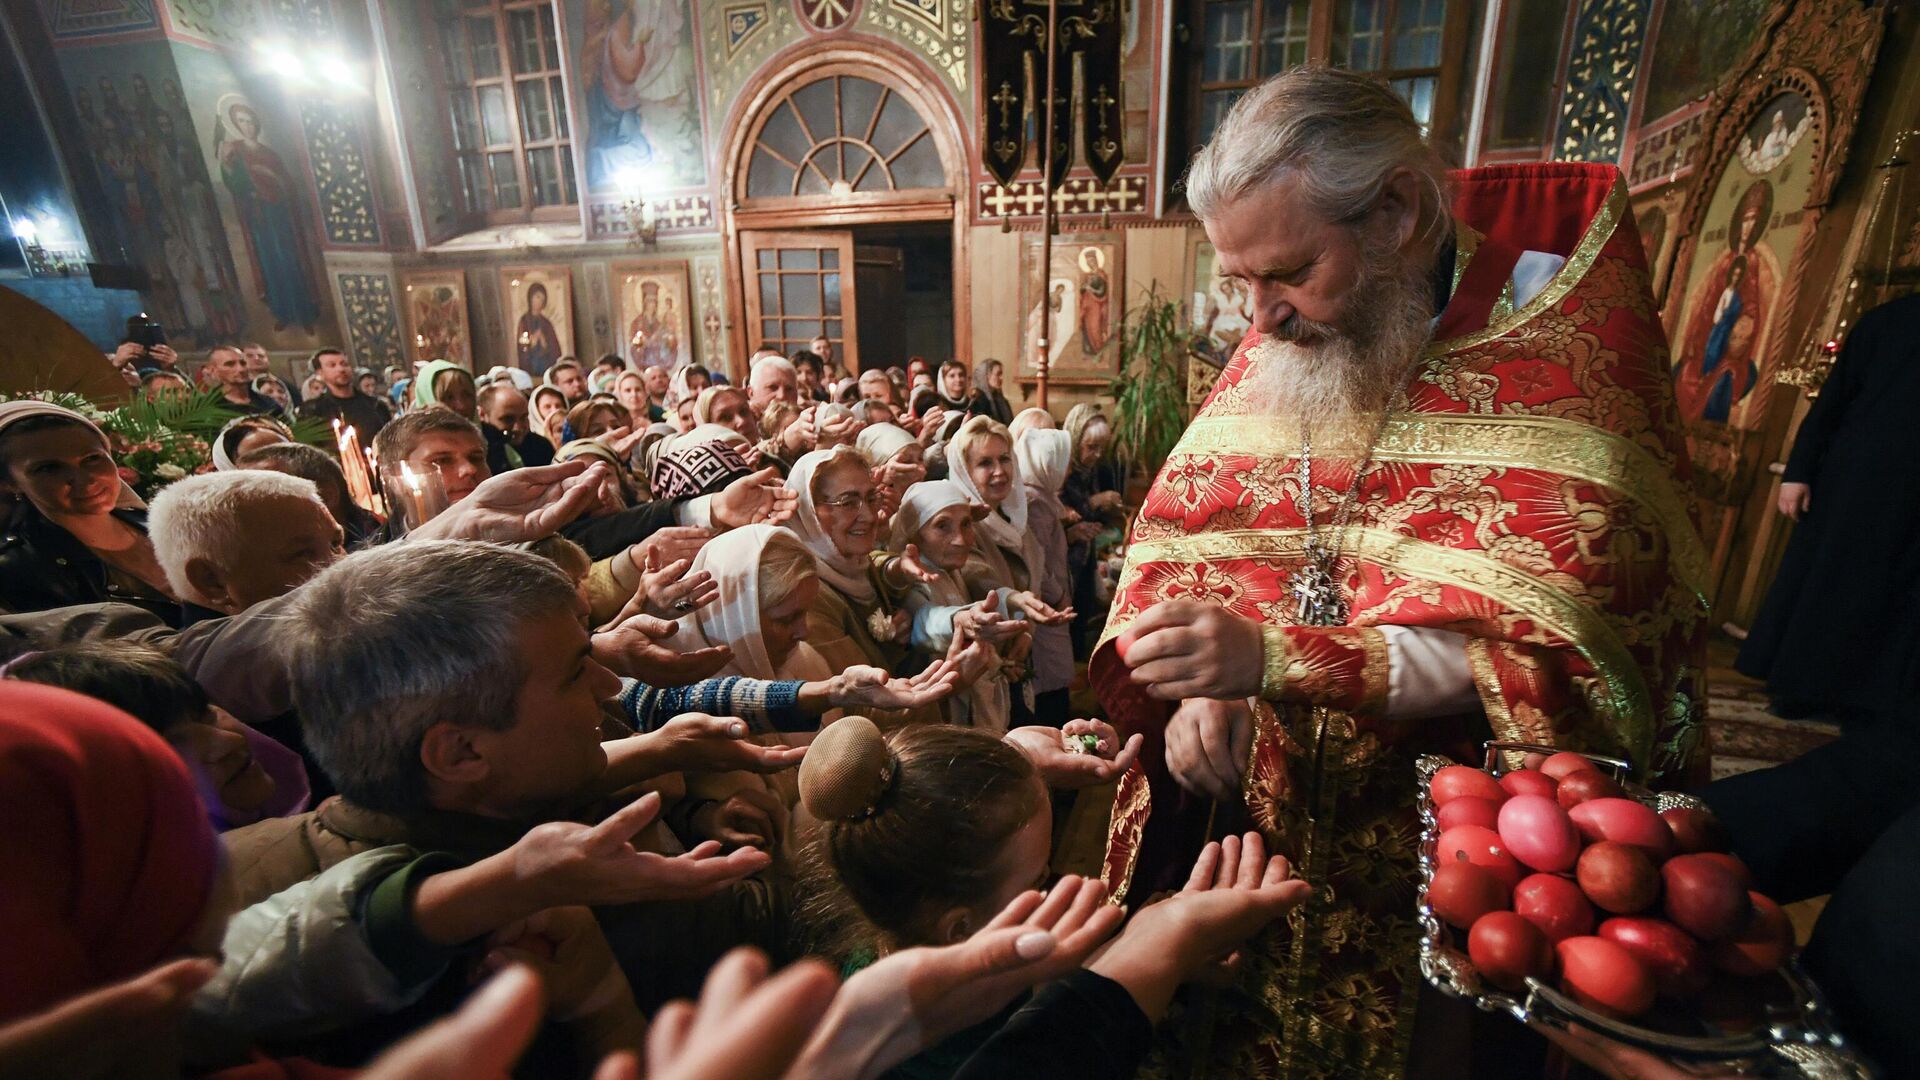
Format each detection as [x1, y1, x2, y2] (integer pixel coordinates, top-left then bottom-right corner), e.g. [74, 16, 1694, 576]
[1291, 542, 1348, 627]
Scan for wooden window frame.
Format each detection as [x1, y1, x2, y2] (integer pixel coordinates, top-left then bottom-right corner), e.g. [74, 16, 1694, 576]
[432, 0, 578, 227]
[1169, 0, 1471, 208]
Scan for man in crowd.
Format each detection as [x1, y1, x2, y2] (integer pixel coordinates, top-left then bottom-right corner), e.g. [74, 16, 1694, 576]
[1097, 67, 1706, 1076]
[297, 347, 392, 438]
[371, 409, 492, 508]
[593, 353, 627, 392]
[546, 358, 590, 404]
[857, 368, 896, 406]
[204, 345, 284, 415]
[747, 355, 801, 413]
[240, 342, 295, 405]
[237, 441, 386, 548]
[148, 470, 344, 624]
[477, 380, 555, 475]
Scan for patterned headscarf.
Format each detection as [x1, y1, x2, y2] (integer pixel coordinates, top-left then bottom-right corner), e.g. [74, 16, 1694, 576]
[650, 430, 752, 502]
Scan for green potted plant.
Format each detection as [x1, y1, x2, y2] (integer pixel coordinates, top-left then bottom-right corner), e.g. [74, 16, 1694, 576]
[1106, 284, 1189, 491]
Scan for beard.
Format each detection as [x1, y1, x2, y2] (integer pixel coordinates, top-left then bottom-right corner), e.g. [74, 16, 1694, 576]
[1239, 246, 1437, 429]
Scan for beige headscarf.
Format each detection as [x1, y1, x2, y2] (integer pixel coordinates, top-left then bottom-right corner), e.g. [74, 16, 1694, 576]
[784, 447, 875, 605]
[1015, 427, 1071, 508]
[890, 479, 1008, 731]
[855, 422, 916, 468]
[663, 524, 832, 682]
[945, 415, 1040, 590]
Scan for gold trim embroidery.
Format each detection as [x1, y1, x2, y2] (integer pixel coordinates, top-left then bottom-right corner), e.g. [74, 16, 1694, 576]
[1465, 636, 1519, 742]
[1166, 411, 1710, 603]
[1260, 624, 1292, 701]
[1101, 768, 1152, 906]
[1426, 172, 1628, 357]
[1450, 220, 1481, 300]
[1107, 527, 1655, 765]
[1357, 630, 1391, 717]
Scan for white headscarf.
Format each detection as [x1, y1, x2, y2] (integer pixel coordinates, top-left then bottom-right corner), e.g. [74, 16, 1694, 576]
[785, 446, 875, 605]
[945, 417, 1040, 587]
[1015, 427, 1071, 504]
[889, 479, 1008, 732]
[663, 524, 830, 681]
[856, 422, 916, 468]
[210, 415, 292, 472]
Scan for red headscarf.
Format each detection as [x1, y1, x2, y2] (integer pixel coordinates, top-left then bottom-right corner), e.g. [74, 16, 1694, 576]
[0, 682, 221, 1021]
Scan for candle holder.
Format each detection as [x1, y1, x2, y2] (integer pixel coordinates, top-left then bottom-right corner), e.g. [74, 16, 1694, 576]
[379, 459, 450, 531]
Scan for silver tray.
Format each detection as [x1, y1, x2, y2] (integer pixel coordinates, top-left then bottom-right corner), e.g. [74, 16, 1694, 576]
[1414, 742, 1875, 1079]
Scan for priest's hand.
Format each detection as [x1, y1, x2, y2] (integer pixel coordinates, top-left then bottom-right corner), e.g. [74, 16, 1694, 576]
[1777, 481, 1811, 521]
[1164, 698, 1253, 801]
[1120, 600, 1264, 700]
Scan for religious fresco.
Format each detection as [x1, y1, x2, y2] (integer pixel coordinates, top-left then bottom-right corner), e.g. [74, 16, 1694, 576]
[209, 91, 325, 334]
[1640, 0, 1773, 124]
[401, 271, 472, 368]
[334, 270, 403, 369]
[613, 262, 695, 368]
[1671, 90, 1816, 430]
[573, 0, 708, 194]
[1019, 233, 1123, 379]
[55, 42, 249, 348]
[500, 265, 574, 376]
[1187, 239, 1250, 366]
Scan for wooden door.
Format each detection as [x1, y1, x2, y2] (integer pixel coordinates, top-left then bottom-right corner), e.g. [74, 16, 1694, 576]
[739, 229, 858, 369]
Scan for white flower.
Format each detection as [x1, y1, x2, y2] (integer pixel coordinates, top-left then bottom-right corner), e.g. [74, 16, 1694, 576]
[155, 463, 187, 480]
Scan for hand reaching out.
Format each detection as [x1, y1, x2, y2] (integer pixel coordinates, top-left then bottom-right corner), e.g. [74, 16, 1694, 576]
[645, 949, 839, 1080]
[1008, 590, 1074, 626]
[828, 663, 960, 712]
[1164, 697, 1253, 801]
[1003, 719, 1144, 789]
[650, 713, 806, 775]
[0, 958, 217, 1080]
[591, 611, 732, 686]
[713, 467, 798, 529]
[1089, 832, 1311, 1020]
[411, 460, 614, 543]
[508, 791, 770, 907]
[884, 543, 943, 586]
[639, 553, 718, 621]
[794, 875, 1125, 1080]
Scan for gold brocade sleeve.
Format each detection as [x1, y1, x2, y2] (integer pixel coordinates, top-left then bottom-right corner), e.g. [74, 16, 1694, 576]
[1258, 625, 1392, 720]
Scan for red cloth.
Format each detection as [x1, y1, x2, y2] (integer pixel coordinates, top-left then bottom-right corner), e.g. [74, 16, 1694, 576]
[0, 682, 221, 1021]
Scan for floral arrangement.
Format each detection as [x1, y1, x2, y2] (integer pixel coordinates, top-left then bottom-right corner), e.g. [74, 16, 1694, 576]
[0, 389, 216, 499]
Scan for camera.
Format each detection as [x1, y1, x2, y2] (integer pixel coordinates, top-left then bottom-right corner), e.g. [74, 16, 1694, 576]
[125, 313, 167, 350]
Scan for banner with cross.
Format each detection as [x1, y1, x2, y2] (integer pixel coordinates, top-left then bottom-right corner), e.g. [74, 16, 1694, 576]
[977, 0, 1124, 191]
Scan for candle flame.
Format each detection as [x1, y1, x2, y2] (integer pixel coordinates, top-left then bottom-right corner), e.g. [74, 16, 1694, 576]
[400, 460, 424, 494]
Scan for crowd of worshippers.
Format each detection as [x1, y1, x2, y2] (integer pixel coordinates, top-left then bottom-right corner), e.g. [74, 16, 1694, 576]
[0, 346, 1269, 1078]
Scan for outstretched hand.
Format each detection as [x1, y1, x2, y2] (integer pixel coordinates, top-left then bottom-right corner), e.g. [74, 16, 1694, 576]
[713, 467, 798, 529]
[592, 612, 732, 686]
[794, 875, 1125, 1080]
[651, 713, 807, 775]
[639, 553, 719, 621]
[0, 958, 217, 1080]
[829, 663, 960, 712]
[508, 791, 771, 907]
[1090, 832, 1312, 1019]
[1009, 590, 1074, 626]
[411, 459, 614, 543]
[646, 949, 839, 1080]
[1003, 718, 1144, 790]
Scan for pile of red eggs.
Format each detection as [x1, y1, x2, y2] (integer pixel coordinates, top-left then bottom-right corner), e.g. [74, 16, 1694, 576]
[1424, 753, 1794, 1022]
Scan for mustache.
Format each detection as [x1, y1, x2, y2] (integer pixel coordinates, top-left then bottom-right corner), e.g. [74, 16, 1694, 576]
[1268, 311, 1343, 345]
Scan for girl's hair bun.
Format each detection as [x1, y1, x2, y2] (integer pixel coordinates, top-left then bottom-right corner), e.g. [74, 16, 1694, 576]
[798, 715, 896, 821]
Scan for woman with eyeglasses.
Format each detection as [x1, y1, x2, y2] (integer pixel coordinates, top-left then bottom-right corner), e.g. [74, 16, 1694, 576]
[784, 446, 983, 727]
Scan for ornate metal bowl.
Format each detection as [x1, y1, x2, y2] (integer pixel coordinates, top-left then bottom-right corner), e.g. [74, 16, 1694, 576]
[1413, 743, 1875, 1078]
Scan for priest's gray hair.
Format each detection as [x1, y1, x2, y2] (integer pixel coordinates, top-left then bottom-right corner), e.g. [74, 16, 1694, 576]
[1184, 67, 1451, 247]
[148, 469, 324, 600]
[282, 540, 577, 814]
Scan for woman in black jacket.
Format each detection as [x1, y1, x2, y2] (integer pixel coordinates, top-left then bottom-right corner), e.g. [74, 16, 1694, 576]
[0, 402, 179, 625]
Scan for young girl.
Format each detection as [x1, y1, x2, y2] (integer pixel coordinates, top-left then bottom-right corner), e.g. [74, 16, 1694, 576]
[794, 714, 1139, 1078]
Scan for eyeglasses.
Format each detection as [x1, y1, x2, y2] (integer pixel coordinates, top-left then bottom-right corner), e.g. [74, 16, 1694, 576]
[818, 491, 887, 512]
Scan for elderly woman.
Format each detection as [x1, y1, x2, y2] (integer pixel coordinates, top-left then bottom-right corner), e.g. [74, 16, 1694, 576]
[1062, 402, 1124, 649]
[856, 421, 926, 517]
[565, 399, 627, 442]
[1014, 427, 1076, 728]
[210, 414, 293, 471]
[0, 401, 177, 623]
[411, 360, 479, 419]
[889, 479, 1022, 731]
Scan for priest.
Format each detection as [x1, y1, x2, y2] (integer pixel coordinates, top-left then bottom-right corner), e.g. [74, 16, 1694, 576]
[1094, 68, 1709, 1077]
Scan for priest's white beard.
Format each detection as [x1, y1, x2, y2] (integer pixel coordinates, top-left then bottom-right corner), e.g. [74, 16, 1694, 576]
[1240, 248, 1437, 429]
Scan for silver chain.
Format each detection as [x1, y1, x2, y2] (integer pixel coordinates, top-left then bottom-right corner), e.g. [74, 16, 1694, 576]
[1291, 384, 1412, 626]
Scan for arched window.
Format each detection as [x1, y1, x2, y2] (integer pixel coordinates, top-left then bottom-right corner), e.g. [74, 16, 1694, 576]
[743, 75, 946, 200]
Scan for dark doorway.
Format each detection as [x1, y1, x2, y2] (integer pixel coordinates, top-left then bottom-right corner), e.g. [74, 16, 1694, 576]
[851, 221, 952, 371]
